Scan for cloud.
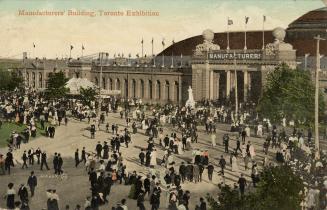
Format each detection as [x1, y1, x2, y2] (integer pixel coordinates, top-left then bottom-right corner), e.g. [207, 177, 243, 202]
[0, 0, 324, 58]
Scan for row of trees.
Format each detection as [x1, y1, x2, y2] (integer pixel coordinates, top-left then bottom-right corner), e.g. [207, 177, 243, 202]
[0, 68, 24, 91]
[207, 165, 305, 210]
[257, 63, 325, 126]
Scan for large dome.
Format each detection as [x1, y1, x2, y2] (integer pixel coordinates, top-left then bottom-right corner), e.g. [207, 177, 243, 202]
[158, 7, 327, 57]
[288, 7, 327, 30]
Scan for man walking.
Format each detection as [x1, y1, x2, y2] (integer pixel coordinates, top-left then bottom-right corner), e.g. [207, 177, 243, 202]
[53, 153, 59, 174]
[81, 147, 86, 164]
[40, 151, 50, 170]
[22, 151, 28, 169]
[223, 134, 229, 153]
[207, 163, 214, 181]
[219, 155, 226, 175]
[75, 149, 80, 167]
[238, 173, 247, 197]
[27, 171, 37, 197]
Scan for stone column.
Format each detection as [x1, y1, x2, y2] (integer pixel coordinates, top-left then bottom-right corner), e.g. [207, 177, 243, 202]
[205, 60, 210, 99]
[178, 76, 182, 105]
[243, 70, 248, 102]
[226, 70, 231, 98]
[216, 73, 220, 99]
[209, 70, 214, 100]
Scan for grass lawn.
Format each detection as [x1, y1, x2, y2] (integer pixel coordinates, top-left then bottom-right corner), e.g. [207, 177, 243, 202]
[0, 121, 49, 148]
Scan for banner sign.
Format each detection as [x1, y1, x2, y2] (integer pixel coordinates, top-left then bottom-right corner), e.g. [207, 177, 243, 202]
[208, 52, 262, 60]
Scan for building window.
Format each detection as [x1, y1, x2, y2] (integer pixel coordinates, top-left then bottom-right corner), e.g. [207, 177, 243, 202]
[156, 80, 161, 99]
[39, 73, 43, 88]
[165, 80, 170, 100]
[132, 79, 136, 98]
[149, 80, 153, 99]
[109, 78, 113, 90]
[140, 80, 144, 98]
[102, 77, 106, 89]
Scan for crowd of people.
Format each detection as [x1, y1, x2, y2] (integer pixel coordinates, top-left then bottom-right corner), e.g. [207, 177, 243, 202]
[0, 90, 326, 210]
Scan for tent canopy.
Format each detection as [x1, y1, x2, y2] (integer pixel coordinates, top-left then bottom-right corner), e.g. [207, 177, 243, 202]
[65, 78, 96, 94]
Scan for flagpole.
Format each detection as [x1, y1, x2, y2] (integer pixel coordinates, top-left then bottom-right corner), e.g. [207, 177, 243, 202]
[244, 17, 247, 50]
[227, 17, 230, 50]
[82, 45, 84, 57]
[171, 40, 174, 68]
[151, 38, 154, 56]
[33, 43, 35, 59]
[162, 39, 165, 67]
[262, 16, 265, 50]
[141, 38, 144, 57]
[70, 44, 72, 58]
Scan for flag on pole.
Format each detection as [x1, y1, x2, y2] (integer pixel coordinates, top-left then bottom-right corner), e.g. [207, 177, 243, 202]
[162, 39, 165, 47]
[141, 38, 144, 44]
[245, 16, 249, 24]
[263, 15, 266, 22]
[33, 43, 36, 48]
[151, 38, 153, 44]
[70, 45, 74, 50]
[228, 18, 233, 25]
[82, 45, 85, 50]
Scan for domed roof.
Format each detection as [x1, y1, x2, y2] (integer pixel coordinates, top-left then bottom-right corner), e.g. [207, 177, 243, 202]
[288, 7, 327, 30]
[158, 30, 274, 56]
[158, 7, 327, 57]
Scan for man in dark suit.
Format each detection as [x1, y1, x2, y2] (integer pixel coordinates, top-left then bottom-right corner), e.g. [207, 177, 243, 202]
[179, 162, 186, 183]
[53, 153, 59, 174]
[40, 151, 50, 170]
[58, 153, 63, 174]
[219, 155, 226, 175]
[75, 149, 80, 167]
[27, 171, 37, 197]
[81, 147, 86, 164]
[22, 151, 28, 169]
[95, 142, 103, 158]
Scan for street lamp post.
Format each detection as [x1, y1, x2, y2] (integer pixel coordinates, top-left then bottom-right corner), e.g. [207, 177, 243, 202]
[98, 52, 104, 116]
[304, 53, 310, 71]
[314, 35, 325, 159]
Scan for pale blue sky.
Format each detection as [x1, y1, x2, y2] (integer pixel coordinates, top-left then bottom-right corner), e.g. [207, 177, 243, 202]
[0, 0, 325, 58]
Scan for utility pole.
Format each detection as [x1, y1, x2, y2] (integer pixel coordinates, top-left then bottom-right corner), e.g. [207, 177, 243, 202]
[98, 52, 104, 116]
[234, 51, 238, 115]
[314, 35, 325, 159]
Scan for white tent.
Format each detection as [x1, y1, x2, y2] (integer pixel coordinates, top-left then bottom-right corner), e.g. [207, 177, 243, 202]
[65, 78, 96, 94]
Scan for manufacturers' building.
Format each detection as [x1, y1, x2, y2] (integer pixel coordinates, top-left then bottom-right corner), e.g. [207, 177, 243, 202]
[3, 7, 327, 104]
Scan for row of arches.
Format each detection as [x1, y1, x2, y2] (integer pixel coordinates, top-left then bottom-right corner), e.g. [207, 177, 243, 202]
[94, 77, 180, 102]
[25, 72, 43, 88]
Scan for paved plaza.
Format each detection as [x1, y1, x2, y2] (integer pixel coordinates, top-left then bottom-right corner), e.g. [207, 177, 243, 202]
[0, 111, 274, 210]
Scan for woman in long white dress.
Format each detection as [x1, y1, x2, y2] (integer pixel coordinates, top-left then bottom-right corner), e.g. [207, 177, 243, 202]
[177, 140, 183, 154]
[150, 149, 157, 166]
[211, 134, 216, 147]
[231, 155, 239, 173]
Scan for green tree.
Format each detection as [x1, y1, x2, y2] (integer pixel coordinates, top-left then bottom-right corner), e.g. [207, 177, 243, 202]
[45, 71, 69, 99]
[257, 63, 325, 125]
[249, 165, 304, 210]
[207, 165, 304, 210]
[0, 68, 24, 91]
[80, 87, 97, 106]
